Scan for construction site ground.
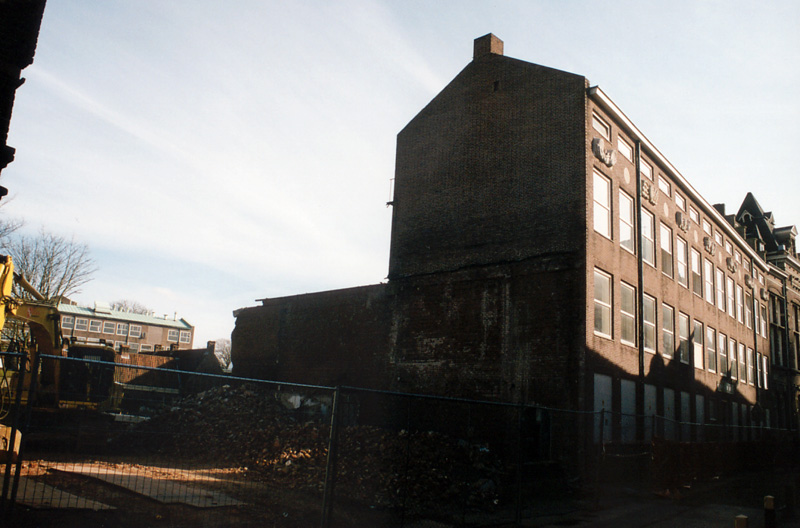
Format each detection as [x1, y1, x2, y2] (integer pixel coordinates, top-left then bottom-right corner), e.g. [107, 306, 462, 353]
[6, 454, 800, 527]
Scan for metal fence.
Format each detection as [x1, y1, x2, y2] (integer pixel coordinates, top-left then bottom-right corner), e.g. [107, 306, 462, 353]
[1, 351, 798, 527]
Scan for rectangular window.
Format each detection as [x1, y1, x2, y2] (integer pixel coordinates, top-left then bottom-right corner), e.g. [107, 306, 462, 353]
[103, 321, 115, 334]
[739, 343, 747, 383]
[594, 269, 612, 337]
[662, 304, 675, 359]
[644, 294, 656, 353]
[75, 318, 88, 332]
[706, 326, 716, 373]
[592, 113, 611, 139]
[678, 313, 690, 364]
[619, 191, 635, 253]
[702, 218, 712, 235]
[691, 248, 702, 296]
[761, 304, 768, 337]
[675, 192, 686, 211]
[735, 250, 742, 264]
[747, 348, 755, 385]
[729, 339, 738, 380]
[693, 321, 704, 369]
[745, 293, 753, 329]
[129, 343, 139, 352]
[129, 325, 141, 338]
[727, 277, 736, 318]
[621, 282, 636, 346]
[117, 323, 129, 336]
[716, 269, 726, 311]
[140, 344, 153, 352]
[62, 316, 74, 329]
[640, 159, 653, 180]
[179, 331, 191, 344]
[725, 240, 733, 254]
[704, 259, 715, 304]
[642, 209, 655, 266]
[658, 175, 671, 196]
[89, 320, 101, 333]
[762, 355, 768, 390]
[689, 206, 699, 224]
[593, 171, 611, 239]
[736, 284, 744, 323]
[167, 329, 179, 342]
[676, 237, 688, 288]
[660, 224, 673, 278]
[714, 231, 723, 246]
[719, 333, 727, 375]
[756, 353, 763, 388]
[618, 137, 633, 162]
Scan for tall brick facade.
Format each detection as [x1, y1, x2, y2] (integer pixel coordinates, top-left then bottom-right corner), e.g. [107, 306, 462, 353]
[232, 34, 800, 462]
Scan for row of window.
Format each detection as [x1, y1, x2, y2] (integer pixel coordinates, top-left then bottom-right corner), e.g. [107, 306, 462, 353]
[74, 337, 154, 352]
[593, 171, 768, 334]
[62, 316, 191, 345]
[594, 268, 768, 387]
[63, 316, 142, 338]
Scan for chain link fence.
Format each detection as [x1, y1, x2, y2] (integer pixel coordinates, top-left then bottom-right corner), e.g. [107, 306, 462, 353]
[2, 351, 798, 527]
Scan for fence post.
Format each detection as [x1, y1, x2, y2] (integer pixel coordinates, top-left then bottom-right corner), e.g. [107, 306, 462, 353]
[320, 386, 342, 528]
[764, 495, 776, 528]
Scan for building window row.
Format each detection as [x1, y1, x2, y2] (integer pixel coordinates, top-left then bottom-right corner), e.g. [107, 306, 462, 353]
[593, 268, 763, 384]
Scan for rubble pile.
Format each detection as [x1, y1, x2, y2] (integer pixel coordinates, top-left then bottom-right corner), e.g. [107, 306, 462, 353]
[115, 383, 502, 510]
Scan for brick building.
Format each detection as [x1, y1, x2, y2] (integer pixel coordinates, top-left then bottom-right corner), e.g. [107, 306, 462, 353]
[232, 35, 799, 457]
[59, 302, 194, 352]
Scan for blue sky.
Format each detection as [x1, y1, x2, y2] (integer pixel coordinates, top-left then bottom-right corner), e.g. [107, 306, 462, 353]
[2, 1, 798, 346]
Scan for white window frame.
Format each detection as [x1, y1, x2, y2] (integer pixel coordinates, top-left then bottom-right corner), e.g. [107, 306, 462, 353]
[89, 320, 101, 333]
[179, 331, 191, 344]
[103, 321, 115, 334]
[658, 175, 671, 196]
[75, 318, 88, 332]
[736, 284, 744, 323]
[706, 326, 716, 373]
[725, 240, 733, 254]
[662, 303, 674, 359]
[691, 248, 702, 296]
[619, 191, 635, 253]
[729, 339, 738, 380]
[117, 323, 129, 336]
[693, 320, 704, 370]
[643, 294, 656, 353]
[689, 206, 699, 224]
[593, 171, 612, 239]
[594, 269, 612, 338]
[719, 333, 727, 376]
[727, 277, 736, 318]
[640, 159, 653, 181]
[739, 343, 747, 383]
[704, 259, 715, 304]
[660, 223, 673, 278]
[675, 192, 686, 211]
[618, 136, 633, 162]
[714, 231, 723, 246]
[762, 355, 768, 389]
[621, 282, 636, 346]
[140, 344, 153, 352]
[676, 237, 688, 288]
[747, 347, 755, 385]
[641, 208, 655, 267]
[62, 316, 74, 329]
[167, 329, 179, 342]
[678, 312, 690, 364]
[702, 218, 712, 235]
[716, 268, 726, 312]
[592, 112, 611, 140]
[129, 325, 142, 338]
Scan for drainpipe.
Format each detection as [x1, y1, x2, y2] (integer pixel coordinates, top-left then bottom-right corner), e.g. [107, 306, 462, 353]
[635, 140, 645, 442]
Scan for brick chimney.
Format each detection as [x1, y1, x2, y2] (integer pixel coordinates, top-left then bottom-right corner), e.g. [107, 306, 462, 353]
[473, 33, 503, 59]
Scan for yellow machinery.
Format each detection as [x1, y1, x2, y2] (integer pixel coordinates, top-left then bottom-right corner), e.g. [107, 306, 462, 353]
[0, 255, 116, 418]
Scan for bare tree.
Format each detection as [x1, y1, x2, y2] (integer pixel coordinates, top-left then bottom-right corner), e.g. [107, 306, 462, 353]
[110, 299, 152, 314]
[3, 229, 97, 301]
[215, 338, 232, 372]
[0, 201, 23, 245]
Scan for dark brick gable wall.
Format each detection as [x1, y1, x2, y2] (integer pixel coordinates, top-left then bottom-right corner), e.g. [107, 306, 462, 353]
[388, 54, 588, 279]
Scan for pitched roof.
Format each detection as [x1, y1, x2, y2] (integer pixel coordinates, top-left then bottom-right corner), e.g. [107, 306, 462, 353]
[57, 303, 193, 330]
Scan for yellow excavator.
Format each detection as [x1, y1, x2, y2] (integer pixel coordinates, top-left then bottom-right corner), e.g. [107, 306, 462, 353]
[0, 255, 116, 420]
